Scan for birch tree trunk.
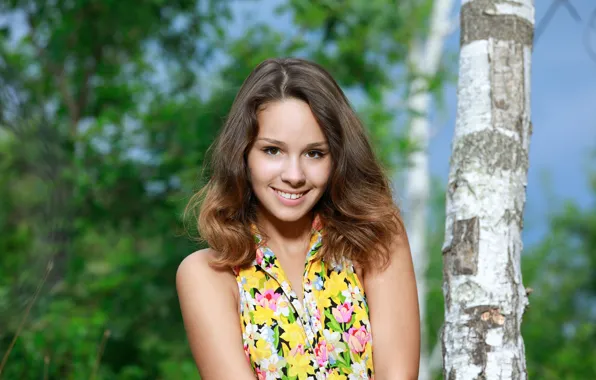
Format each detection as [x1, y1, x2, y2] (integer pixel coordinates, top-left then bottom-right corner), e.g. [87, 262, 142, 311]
[403, 1, 454, 379]
[441, 1, 534, 379]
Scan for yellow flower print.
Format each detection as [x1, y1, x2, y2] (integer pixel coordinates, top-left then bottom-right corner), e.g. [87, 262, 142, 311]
[263, 277, 280, 291]
[314, 288, 332, 308]
[309, 260, 323, 274]
[327, 370, 348, 380]
[243, 267, 263, 290]
[253, 305, 275, 324]
[254, 339, 272, 360]
[365, 345, 374, 371]
[352, 305, 369, 328]
[325, 271, 347, 302]
[280, 322, 306, 348]
[287, 353, 314, 380]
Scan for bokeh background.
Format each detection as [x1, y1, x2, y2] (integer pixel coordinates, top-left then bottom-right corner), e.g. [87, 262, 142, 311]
[0, 0, 594, 379]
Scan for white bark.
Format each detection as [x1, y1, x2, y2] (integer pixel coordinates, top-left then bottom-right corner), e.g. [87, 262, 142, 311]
[403, 0, 454, 379]
[441, 1, 534, 379]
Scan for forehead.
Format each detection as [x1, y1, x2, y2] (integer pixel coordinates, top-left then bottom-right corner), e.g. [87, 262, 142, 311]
[256, 99, 326, 143]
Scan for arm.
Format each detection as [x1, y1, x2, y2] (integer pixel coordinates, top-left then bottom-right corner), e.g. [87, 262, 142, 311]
[364, 231, 421, 380]
[176, 249, 255, 380]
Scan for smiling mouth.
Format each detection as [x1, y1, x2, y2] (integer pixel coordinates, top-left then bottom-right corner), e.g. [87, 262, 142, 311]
[271, 187, 310, 200]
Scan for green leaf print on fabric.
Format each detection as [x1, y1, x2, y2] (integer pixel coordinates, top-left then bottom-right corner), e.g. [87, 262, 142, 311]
[324, 309, 343, 332]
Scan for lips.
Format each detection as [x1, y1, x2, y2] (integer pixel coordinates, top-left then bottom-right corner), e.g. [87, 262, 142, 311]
[276, 190, 306, 199]
[270, 187, 310, 204]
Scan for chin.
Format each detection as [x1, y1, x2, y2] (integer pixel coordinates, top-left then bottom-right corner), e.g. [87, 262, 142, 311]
[263, 199, 319, 223]
[267, 207, 312, 222]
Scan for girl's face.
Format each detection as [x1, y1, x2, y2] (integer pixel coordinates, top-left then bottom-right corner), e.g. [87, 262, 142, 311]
[247, 98, 332, 223]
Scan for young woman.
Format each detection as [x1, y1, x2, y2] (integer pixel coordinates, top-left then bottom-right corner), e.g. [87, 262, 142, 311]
[177, 58, 420, 379]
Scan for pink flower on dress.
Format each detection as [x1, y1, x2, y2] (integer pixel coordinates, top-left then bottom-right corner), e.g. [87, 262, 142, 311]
[255, 289, 281, 311]
[255, 368, 266, 380]
[343, 326, 370, 353]
[243, 343, 251, 365]
[255, 247, 264, 265]
[332, 302, 354, 323]
[314, 341, 329, 366]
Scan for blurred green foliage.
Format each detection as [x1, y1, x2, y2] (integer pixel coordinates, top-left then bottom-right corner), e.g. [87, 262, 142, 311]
[520, 171, 596, 379]
[0, 0, 593, 379]
[0, 0, 431, 378]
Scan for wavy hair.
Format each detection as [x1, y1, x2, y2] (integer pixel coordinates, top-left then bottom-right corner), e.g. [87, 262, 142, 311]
[186, 57, 404, 271]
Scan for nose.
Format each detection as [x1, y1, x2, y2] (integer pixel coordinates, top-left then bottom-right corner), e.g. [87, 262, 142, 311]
[280, 156, 306, 187]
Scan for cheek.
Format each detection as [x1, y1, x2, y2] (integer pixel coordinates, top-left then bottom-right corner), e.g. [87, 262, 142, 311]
[247, 156, 281, 184]
[308, 163, 332, 186]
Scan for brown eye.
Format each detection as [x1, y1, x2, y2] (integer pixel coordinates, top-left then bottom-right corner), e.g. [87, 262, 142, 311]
[306, 150, 325, 159]
[263, 147, 281, 156]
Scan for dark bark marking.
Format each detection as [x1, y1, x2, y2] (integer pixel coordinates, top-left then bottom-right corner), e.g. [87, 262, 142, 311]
[443, 217, 480, 275]
[461, 0, 534, 46]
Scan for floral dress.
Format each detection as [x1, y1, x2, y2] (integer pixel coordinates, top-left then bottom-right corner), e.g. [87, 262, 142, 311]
[233, 215, 374, 379]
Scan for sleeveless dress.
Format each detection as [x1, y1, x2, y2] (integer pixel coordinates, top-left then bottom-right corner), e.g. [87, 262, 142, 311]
[233, 215, 375, 379]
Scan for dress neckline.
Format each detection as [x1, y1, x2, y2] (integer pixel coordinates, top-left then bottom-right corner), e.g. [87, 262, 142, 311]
[248, 214, 324, 319]
[250, 213, 324, 267]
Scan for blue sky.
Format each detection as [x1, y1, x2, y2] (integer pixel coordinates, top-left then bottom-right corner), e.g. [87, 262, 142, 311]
[231, 0, 596, 246]
[434, 0, 596, 245]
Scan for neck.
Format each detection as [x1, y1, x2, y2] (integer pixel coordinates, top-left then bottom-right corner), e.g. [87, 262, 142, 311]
[255, 208, 314, 249]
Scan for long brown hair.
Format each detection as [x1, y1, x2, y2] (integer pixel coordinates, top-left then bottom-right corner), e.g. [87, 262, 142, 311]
[186, 57, 404, 271]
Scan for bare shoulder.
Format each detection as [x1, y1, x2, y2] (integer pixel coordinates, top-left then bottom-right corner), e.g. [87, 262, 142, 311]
[177, 248, 234, 281]
[176, 248, 238, 302]
[177, 247, 221, 272]
[176, 249, 253, 379]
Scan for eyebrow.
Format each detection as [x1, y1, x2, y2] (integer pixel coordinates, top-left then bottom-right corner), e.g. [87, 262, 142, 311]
[256, 137, 328, 149]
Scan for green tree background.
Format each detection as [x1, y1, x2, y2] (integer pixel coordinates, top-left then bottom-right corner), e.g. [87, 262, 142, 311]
[0, 1, 594, 379]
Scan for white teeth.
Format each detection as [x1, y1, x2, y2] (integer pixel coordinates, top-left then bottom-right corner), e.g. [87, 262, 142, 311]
[275, 190, 305, 200]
